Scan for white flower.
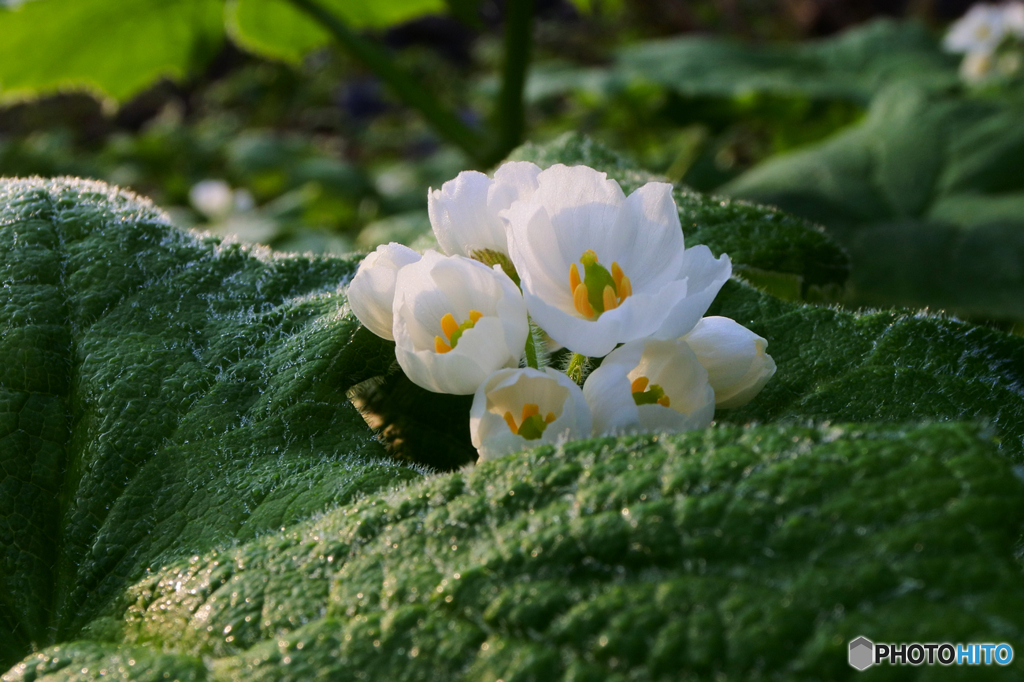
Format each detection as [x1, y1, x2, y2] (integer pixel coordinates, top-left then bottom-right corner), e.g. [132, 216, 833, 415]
[393, 251, 528, 395]
[348, 242, 422, 340]
[471, 367, 592, 461]
[582, 338, 715, 436]
[503, 164, 731, 358]
[944, 3, 1013, 54]
[960, 49, 997, 82]
[1007, 2, 1024, 35]
[681, 316, 776, 409]
[190, 179, 235, 221]
[428, 161, 542, 259]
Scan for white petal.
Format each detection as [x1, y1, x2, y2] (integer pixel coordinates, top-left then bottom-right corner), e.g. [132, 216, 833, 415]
[652, 245, 732, 339]
[505, 166, 730, 357]
[683, 316, 776, 408]
[470, 367, 592, 460]
[488, 161, 541, 216]
[428, 171, 506, 257]
[393, 252, 528, 394]
[582, 343, 644, 436]
[610, 181, 685, 292]
[348, 243, 421, 340]
[583, 338, 714, 436]
[428, 162, 542, 259]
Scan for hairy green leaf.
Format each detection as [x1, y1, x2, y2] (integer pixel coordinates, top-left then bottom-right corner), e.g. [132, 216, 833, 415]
[722, 86, 1024, 319]
[12, 422, 1024, 681]
[6, 140, 1024, 681]
[0, 0, 224, 102]
[0, 178, 420, 667]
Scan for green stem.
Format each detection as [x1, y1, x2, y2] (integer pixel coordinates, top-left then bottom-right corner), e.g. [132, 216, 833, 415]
[285, 0, 486, 161]
[566, 353, 587, 385]
[483, 0, 535, 165]
[524, 323, 539, 370]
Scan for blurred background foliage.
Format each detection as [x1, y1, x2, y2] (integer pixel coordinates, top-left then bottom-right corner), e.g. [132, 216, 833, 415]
[1, 0, 1021, 325]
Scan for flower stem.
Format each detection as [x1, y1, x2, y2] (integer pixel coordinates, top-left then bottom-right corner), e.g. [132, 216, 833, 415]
[284, 0, 487, 162]
[566, 353, 587, 385]
[484, 0, 535, 165]
[524, 322, 539, 370]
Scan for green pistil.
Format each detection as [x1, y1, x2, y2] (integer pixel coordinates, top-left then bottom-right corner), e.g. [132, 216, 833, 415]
[580, 250, 617, 314]
[633, 383, 667, 406]
[448, 318, 478, 349]
[517, 414, 549, 440]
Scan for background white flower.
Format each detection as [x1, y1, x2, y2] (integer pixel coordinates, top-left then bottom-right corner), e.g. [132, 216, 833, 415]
[504, 164, 731, 358]
[944, 3, 1012, 54]
[471, 367, 592, 460]
[682, 316, 777, 408]
[393, 251, 528, 394]
[583, 338, 715, 436]
[428, 161, 541, 259]
[348, 242, 422, 340]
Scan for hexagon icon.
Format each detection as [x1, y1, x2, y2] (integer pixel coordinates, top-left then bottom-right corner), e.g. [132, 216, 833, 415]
[849, 637, 874, 670]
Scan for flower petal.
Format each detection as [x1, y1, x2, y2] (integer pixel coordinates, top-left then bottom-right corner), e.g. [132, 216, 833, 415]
[584, 338, 714, 436]
[683, 316, 776, 408]
[348, 242, 421, 340]
[393, 252, 528, 394]
[653, 245, 731, 339]
[470, 367, 591, 460]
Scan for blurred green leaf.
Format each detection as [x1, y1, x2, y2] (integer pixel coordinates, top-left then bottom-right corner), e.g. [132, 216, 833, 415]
[227, 0, 446, 64]
[526, 19, 958, 105]
[0, 0, 224, 102]
[722, 86, 1024, 320]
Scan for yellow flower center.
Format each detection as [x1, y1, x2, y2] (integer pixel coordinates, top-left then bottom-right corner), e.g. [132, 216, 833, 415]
[569, 250, 632, 319]
[503, 402, 556, 440]
[434, 310, 483, 353]
[631, 376, 670, 408]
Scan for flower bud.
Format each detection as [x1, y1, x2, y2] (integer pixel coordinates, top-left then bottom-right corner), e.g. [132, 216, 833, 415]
[348, 242, 422, 340]
[682, 316, 776, 409]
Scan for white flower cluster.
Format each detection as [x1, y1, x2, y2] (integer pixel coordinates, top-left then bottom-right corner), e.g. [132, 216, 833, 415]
[349, 162, 776, 461]
[944, 2, 1024, 83]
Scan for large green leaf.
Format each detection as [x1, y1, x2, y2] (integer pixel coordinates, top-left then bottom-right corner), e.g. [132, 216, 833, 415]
[11, 421, 1024, 681]
[227, 0, 446, 65]
[0, 177, 420, 667]
[6, 139, 1024, 680]
[0, 0, 224, 102]
[526, 19, 958, 105]
[0, 0, 446, 102]
[721, 86, 1024, 320]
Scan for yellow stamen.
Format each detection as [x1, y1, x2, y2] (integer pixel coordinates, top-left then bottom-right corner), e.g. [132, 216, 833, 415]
[569, 263, 581, 293]
[435, 336, 452, 354]
[503, 411, 519, 435]
[611, 261, 624, 290]
[602, 285, 618, 312]
[521, 403, 540, 423]
[469, 310, 483, 323]
[440, 313, 459, 341]
[574, 282, 595, 318]
[657, 395, 671, 407]
[619, 275, 632, 300]
[631, 376, 649, 393]
[544, 412, 556, 424]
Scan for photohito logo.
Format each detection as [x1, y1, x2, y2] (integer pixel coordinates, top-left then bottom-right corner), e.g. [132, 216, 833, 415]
[849, 637, 1014, 670]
